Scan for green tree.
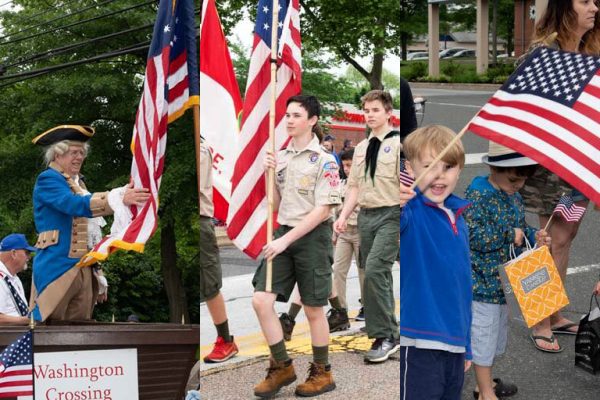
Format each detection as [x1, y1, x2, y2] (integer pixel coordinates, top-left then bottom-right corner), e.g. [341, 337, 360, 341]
[447, 0, 515, 57]
[221, 0, 400, 90]
[400, 0, 428, 60]
[230, 39, 358, 104]
[0, 0, 199, 323]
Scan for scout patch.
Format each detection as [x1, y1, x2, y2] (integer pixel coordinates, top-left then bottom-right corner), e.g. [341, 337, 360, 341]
[323, 161, 338, 171]
[309, 152, 319, 163]
[384, 146, 391, 153]
[328, 192, 341, 203]
[277, 170, 286, 184]
[324, 170, 340, 188]
[298, 175, 314, 189]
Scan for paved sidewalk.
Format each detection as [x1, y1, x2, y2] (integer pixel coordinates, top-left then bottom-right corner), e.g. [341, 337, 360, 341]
[200, 260, 400, 399]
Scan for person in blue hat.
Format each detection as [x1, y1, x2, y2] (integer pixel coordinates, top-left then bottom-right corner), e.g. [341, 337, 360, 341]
[30, 125, 150, 322]
[0, 234, 37, 325]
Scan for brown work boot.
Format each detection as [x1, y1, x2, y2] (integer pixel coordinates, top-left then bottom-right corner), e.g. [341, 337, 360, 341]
[254, 358, 296, 398]
[295, 362, 336, 397]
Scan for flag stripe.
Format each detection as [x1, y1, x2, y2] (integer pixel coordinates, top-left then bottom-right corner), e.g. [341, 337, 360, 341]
[77, 0, 198, 267]
[476, 108, 600, 172]
[468, 122, 600, 201]
[227, 0, 301, 258]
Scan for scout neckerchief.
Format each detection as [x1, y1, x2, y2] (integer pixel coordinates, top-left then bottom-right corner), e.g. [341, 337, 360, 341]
[0, 271, 28, 316]
[365, 130, 400, 181]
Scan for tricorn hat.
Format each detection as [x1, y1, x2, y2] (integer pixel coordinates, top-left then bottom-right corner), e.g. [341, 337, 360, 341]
[482, 141, 537, 167]
[32, 125, 95, 146]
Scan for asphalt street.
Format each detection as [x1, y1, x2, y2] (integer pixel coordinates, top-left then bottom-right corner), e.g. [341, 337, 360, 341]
[411, 85, 600, 400]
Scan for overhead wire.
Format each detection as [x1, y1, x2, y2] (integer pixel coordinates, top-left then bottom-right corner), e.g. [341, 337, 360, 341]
[2, 22, 154, 69]
[0, 0, 156, 46]
[1, 6, 199, 72]
[0, 21, 200, 87]
[0, 0, 122, 42]
[0, 0, 14, 9]
[0, 0, 82, 31]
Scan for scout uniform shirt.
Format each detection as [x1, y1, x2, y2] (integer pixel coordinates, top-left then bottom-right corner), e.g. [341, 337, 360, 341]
[348, 130, 401, 208]
[275, 135, 342, 226]
[199, 139, 214, 218]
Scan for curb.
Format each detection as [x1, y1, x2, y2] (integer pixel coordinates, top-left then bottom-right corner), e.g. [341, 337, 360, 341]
[408, 82, 502, 91]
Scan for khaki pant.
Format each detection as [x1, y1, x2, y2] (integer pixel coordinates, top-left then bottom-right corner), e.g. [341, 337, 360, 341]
[333, 225, 364, 309]
[48, 266, 96, 321]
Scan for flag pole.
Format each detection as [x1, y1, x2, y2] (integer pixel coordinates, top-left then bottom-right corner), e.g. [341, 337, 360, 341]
[409, 123, 470, 191]
[30, 310, 36, 400]
[194, 104, 202, 218]
[542, 192, 565, 232]
[266, 0, 279, 292]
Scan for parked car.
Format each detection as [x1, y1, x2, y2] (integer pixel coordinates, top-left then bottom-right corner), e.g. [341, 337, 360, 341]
[448, 49, 476, 58]
[407, 52, 428, 61]
[439, 47, 469, 59]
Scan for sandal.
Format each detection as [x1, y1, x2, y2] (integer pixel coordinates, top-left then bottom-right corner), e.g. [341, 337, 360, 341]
[551, 322, 579, 335]
[530, 333, 563, 353]
[472, 378, 518, 399]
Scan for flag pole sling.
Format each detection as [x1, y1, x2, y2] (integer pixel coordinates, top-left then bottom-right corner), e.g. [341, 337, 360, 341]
[194, 104, 202, 218]
[409, 122, 470, 191]
[266, 0, 279, 292]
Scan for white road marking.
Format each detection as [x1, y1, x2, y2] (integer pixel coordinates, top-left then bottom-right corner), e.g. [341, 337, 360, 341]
[567, 263, 600, 275]
[428, 101, 483, 109]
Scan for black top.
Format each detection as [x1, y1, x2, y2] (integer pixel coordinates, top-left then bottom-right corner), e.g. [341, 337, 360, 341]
[400, 77, 417, 141]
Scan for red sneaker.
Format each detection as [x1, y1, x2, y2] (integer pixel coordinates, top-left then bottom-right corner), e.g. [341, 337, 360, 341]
[203, 336, 239, 363]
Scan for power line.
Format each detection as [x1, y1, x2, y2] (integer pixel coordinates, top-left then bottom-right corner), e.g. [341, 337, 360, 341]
[0, 21, 199, 87]
[0, 0, 122, 42]
[1, 6, 199, 71]
[0, 0, 14, 9]
[0, 41, 151, 86]
[0, 0, 156, 47]
[2, 22, 154, 69]
[0, 0, 82, 31]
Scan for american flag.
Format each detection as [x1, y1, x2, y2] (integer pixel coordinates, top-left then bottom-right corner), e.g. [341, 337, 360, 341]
[553, 194, 586, 222]
[77, 0, 199, 267]
[0, 331, 33, 398]
[468, 47, 600, 205]
[226, 0, 301, 259]
[400, 158, 414, 186]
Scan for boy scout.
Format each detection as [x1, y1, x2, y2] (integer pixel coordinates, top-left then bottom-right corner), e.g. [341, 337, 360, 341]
[199, 137, 239, 363]
[334, 90, 401, 363]
[252, 95, 341, 398]
[328, 148, 364, 331]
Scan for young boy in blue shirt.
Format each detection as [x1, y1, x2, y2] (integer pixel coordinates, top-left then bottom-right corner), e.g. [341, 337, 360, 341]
[399, 125, 472, 400]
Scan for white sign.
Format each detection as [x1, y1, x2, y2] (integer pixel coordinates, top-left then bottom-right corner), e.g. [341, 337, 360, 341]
[19, 348, 138, 400]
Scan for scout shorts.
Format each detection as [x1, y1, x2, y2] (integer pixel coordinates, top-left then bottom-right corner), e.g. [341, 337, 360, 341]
[521, 167, 587, 216]
[253, 223, 333, 306]
[200, 216, 222, 303]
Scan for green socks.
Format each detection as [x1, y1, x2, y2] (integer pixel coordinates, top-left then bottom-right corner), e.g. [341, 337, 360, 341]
[269, 340, 290, 362]
[329, 296, 343, 310]
[312, 345, 329, 365]
[288, 302, 302, 320]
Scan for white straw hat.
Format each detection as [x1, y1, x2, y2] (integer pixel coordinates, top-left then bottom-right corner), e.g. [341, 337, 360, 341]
[481, 141, 538, 167]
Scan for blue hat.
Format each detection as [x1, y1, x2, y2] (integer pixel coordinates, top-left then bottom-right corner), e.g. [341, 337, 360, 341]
[0, 234, 37, 252]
